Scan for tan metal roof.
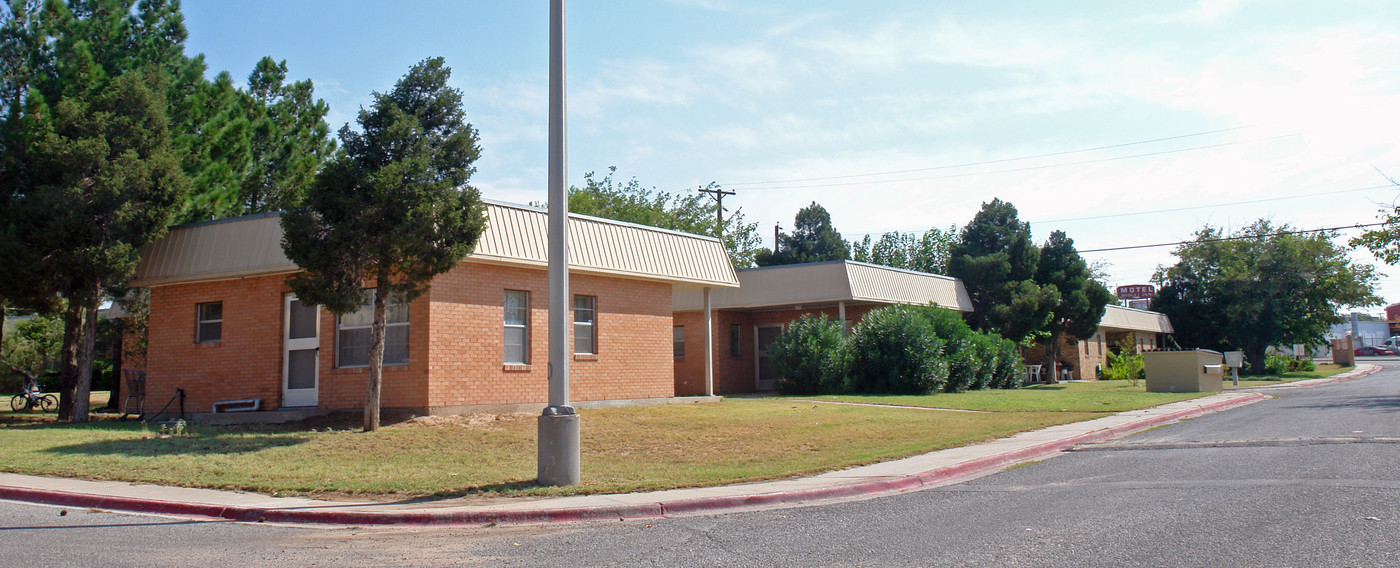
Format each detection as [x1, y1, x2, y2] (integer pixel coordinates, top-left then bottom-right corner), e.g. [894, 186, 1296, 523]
[131, 201, 739, 289]
[1099, 304, 1174, 334]
[673, 260, 972, 312]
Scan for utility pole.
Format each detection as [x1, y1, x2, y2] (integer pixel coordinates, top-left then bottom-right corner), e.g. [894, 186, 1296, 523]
[697, 184, 735, 235]
[774, 222, 782, 253]
[539, 0, 579, 487]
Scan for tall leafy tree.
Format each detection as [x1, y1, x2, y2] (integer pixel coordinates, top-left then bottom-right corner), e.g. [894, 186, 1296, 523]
[946, 198, 1059, 342]
[281, 57, 487, 432]
[1035, 230, 1113, 376]
[850, 225, 957, 274]
[1153, 220, 1378, 374]
[1351, 176, 1400, 264]
[12, 69, 188, 420]
[174, 57, 332, 221]
[237, 57, 333, 214]
[755, 202, 850, 266]
[561, 167, 762, 268]
[1, 0, 190, 421]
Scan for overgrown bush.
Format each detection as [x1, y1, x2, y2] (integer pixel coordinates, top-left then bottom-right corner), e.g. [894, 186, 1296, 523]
[922, 307, 977, 392]
[771, 314, 849, 394]
[1102, 350, 1145, 385]
[966, 333, 1001, 390]
[1, 314, 64, 393]
[848, 306, 948, 394]
[990, 337, 1024, 389]
[764, 304, 1021, 396]
[1263, 354, 1315, 375]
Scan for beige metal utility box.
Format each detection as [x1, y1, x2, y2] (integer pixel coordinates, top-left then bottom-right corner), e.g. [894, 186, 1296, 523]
[1144, 349, 1225, 393]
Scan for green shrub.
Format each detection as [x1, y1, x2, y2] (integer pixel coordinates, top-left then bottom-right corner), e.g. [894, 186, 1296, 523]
[1102, 350, 1145, 384]
[920, 307, 977, 392]
[990, 338, 1024, 389]
[848, 306, 948, 394]
[771, 314, 849, 395]
[967, 334, 1001, 390]
[1262, 354, 1315, 375]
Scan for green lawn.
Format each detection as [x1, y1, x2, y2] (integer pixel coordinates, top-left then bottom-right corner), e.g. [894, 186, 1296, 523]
[0, 382, 1239, 499]
[1227, 364, 1353, 388]
[809, 380, 1211, 412]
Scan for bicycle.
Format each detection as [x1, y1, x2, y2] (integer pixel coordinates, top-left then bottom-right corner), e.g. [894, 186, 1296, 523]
[10, 379, 57, 413]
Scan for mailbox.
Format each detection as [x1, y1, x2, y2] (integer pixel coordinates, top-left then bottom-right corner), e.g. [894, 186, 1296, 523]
[1144, 349, 1225, 393]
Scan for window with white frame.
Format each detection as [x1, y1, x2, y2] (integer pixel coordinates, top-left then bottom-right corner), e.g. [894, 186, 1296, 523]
[196, 302, 222, 343]
[504, 290, 530, 364]
[573, 295, 596, 355]
[336, 292, 409, 367]
[673, 326, 685, 358]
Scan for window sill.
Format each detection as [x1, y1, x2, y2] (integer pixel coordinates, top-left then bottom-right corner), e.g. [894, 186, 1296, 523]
[333, 363, 410, 371]
[573, 354, 598, 362]
[503, 364, 531, 372]
[193, 341, 221, 347]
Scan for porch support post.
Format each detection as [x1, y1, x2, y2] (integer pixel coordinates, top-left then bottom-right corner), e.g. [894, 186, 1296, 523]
[704, 287, 714, 397]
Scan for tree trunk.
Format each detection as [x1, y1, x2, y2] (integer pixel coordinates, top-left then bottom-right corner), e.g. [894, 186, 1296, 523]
[1048, 331, 1060, 383]
[57, 302, 82, 421]
[1246, 342, 1269, 376]
[73, 288, 100, 423]
[103, 318, 124, 412]
[363, 281, 387, 432]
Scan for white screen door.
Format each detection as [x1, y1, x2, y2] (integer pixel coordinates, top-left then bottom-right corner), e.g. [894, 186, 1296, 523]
[283, 295, 319, 407]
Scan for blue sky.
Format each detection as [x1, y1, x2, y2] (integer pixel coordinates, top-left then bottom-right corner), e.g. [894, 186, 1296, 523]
[182, 0, 1400, 308]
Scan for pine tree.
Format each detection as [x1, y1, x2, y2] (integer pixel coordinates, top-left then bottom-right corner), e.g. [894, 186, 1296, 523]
[947, 199, 1059, 342]
[282, 58, 487, 432]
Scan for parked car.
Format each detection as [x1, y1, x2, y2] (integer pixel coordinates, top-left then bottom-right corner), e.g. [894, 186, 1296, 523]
[1354, 345, 1397, 356]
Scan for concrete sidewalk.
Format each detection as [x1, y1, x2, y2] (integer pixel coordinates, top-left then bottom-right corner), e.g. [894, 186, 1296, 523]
[0, 365, 1379, 527]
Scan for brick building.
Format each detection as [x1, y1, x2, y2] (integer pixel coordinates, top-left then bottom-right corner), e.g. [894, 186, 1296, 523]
[671, 261, 973, 395]
[1025, 304, 1174, 381]
[128, 201, 738, 419]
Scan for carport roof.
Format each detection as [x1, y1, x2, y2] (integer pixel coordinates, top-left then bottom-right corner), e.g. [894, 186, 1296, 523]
[673, 260, 972, 312]
[1099, 304, 1174, 334]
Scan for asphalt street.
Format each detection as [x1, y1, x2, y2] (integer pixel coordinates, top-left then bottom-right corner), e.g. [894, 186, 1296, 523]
[3, 364, 1399, 567]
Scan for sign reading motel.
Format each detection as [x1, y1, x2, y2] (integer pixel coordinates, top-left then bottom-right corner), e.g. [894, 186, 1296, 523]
[1116, 284, 1155, 300]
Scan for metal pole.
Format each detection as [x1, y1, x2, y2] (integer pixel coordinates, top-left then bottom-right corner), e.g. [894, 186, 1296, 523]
[538, 0, 579, 487]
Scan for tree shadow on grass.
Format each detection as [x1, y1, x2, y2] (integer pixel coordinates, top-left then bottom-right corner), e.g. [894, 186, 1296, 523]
[42, 431, 311, 457]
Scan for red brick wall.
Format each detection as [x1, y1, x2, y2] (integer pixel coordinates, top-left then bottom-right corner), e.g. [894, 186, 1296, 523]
[425, 265, 674, 407]
[674, 303, 881, 395]
[141, 262, 674, 414]
[145, 274, 289, 414]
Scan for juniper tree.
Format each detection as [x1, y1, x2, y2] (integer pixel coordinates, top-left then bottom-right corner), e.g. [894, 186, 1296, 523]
[281, 57, 487, 432]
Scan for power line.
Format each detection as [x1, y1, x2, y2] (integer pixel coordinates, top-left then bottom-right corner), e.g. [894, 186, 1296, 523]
[1078, 222, 1385, 254]
[850, 183, 1397, 240]
[698, 100, 1400, 193]
[718, 126, 1248, 188]
[1030, 183, 1397, 224]
[713, 132, 1305, 192]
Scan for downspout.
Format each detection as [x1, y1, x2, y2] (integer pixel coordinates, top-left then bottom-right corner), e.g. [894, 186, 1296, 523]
[838, 301, 847, 336]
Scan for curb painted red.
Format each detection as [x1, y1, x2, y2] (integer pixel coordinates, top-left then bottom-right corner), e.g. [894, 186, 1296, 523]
[0, 393, 1269, 526]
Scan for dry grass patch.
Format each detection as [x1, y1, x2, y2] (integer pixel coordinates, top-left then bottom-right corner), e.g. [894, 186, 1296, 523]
[0, 399, 1094, 499]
